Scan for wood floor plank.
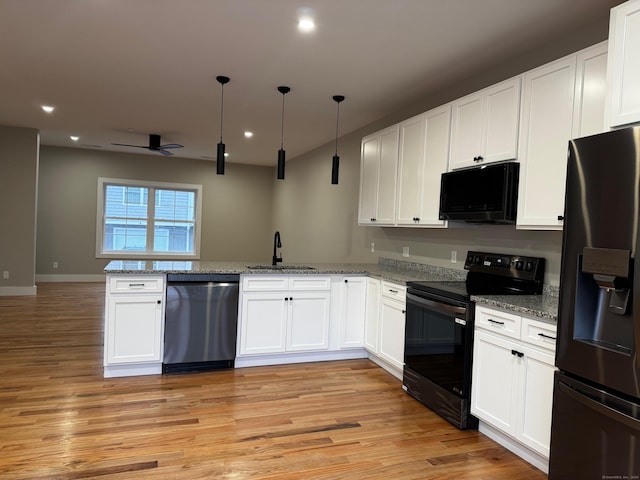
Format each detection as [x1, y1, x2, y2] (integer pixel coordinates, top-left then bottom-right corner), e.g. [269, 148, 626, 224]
[0, 283, 547, 479]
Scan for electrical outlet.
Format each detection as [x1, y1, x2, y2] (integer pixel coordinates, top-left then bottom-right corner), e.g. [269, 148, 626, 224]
[53, 261, 58, 269]
[2, 271, 8, 279]
[371, 242, 375, 253]
[403, 246, 410, 257]
[451, 250, 457, 263]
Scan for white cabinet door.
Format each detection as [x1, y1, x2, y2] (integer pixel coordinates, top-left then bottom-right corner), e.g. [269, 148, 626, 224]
[450, 77, 520, 170]
[358, 134, 380, 224]
[396, 105, 450, 227]
[358, 125, 399, 225]
[483, 78, 521, 163]
[378, 296, 406, 371]
[364, 278, 381, 353]
[471, 330, 519, 435]
[105, 293, 164, 364]
[450, 92, 484, 170]
[573, 41, 608, 138]
[240, 292, 287, 355]
[517, 344, 556, 457]
[396, 113, 426, 225]
[376, 126, 400, 224]
[287, 292, 331, 351]
[516, 55, 576, 230]
[606, 0, 640, 127]
[338, 277, 367, 348]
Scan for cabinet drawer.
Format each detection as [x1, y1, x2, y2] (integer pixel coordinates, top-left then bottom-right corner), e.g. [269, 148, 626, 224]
[476, 306, 520, 339]
[288, 276, 331, 291]
[521, 316, 557, 351]
[381, 281, 406, 301]
[242, 276, 288, 292]
[108, 275, 165, 294]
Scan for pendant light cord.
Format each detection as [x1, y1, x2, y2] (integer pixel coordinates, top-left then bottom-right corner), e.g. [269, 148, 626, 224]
[334, 101, 341, 155]
[219, 83, 225, 143]
[280, 93, 285, 149]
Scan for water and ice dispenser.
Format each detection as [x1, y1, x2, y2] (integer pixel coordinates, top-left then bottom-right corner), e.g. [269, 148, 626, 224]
[573, 247, 633, 355]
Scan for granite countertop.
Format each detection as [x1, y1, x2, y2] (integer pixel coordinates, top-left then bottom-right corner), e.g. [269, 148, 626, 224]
[104, 259, 557, 322]
[471, 293, 558, 323]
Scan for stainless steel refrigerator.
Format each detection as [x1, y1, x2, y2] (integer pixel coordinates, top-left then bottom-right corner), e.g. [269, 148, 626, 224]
[549, 126, 640, 478]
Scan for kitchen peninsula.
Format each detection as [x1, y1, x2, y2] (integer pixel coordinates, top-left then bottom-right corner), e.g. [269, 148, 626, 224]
[102, 258, 558, 378]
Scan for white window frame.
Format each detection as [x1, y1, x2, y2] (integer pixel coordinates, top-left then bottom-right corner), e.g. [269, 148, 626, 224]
[96, 177, 203, 259]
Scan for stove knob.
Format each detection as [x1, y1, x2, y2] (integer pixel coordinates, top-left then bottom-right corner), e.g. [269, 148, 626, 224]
[474, 256, 482, 265]
[525, 261, 535, 272]
[515, 260, 524, 270]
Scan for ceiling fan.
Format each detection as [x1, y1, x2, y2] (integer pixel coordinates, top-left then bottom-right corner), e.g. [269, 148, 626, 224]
[112, 134, 183, 156]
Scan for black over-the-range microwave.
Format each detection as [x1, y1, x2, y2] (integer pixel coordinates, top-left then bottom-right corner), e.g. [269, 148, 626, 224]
[438, 161, 519, 224]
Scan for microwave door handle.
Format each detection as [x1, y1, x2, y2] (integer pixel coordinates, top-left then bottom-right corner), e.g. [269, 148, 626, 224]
[558, 381, 640, 431]
[406, 292, 467, 316]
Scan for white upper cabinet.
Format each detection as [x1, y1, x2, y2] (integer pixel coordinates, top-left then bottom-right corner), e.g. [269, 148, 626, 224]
[606, 0, 640, 128]
[516, 55, 577, 230]
[396, 105, 450, 227]
[358, 125, 399, 225]
[573, 42, 608, 138]
[517, 43, 607, 230]
[449, 77, 521, 170]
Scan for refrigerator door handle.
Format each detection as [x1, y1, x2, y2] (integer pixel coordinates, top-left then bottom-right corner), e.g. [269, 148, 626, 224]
[559, 381, 640, 432]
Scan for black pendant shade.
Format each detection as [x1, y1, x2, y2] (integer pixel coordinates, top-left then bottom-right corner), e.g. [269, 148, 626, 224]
[277, 86, 290, 180]
[216, 75, 230, 175]
[331, 95, 345, 184]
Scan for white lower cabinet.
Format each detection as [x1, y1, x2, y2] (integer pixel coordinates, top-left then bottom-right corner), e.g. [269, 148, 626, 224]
[103, 274, 166, 377]
[471, 305, 556, 472]
[369, 281, 406, 379]
[337, 276, 367, 349]
[239, 276, 331, 356]
[364, 278, 381, 353]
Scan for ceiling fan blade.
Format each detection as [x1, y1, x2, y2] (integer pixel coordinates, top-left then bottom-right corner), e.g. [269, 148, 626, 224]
[112, 143, 149, 149]
[159, 143, 184, 149]
[158, 149, 174, 156]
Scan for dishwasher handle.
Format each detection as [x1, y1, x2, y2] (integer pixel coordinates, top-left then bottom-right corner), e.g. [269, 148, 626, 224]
[167, 273, 239, 283]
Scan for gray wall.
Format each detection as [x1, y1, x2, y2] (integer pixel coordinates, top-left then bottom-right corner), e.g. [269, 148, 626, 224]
[0, 126, 39, 289]
[36, 146, 275, 275]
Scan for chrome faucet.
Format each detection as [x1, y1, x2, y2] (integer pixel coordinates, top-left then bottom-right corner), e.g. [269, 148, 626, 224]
[272, 231, 283, 266]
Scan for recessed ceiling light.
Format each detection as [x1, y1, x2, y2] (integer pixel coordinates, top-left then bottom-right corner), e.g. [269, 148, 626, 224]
[298, 17, 315, 33]
[41, 105, 55, 114]
[70, 136, 79, 141]
[244, 131, 253, 138]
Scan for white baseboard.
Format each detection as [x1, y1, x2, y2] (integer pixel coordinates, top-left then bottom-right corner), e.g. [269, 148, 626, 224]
[235, 349, 368, 368]
[478, 421, 549, 473]
[366, 352, 403, 380]
[0, 285, 37, 296]
[36, 274, 106, 283]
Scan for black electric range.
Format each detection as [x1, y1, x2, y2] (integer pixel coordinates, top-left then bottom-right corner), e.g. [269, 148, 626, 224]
[402, 250, 545, 430]
[407, 250, 545, 302]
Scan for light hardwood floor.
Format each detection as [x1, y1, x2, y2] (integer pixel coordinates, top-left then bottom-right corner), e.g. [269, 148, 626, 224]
[0, 283, 547, 479]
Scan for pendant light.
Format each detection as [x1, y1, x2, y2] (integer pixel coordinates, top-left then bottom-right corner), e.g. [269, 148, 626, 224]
[277, 86, 290, 180]
[216, 75, 230, 175]
[331, 95, 345, 184]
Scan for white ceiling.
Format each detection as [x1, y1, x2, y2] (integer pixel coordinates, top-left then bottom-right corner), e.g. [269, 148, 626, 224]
[0, 0, 621, 167]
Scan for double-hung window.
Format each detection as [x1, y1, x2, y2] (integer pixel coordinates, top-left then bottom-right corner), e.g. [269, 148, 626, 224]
[97, 178, 202, 259]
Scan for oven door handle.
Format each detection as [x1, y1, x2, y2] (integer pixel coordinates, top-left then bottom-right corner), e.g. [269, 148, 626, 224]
[406, 292, 467, 316]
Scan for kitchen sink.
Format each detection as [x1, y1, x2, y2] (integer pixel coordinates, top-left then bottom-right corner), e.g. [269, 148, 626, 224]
[246, 265, 315, 270]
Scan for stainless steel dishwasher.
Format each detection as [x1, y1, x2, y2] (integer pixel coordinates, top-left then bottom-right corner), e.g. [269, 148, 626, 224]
[163, 273, 239, 373]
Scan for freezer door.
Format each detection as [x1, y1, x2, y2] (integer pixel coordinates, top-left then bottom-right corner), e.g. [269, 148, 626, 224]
[164, 282, 239, 365]
[549, 371, 640, 479]
[557, 126, 640, 398]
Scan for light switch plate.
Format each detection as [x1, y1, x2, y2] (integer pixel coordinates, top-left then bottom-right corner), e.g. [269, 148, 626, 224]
[403, 247, 409, 257]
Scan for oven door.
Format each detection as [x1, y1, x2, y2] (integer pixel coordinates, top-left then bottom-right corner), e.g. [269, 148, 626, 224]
[404, 289, 473, 398]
